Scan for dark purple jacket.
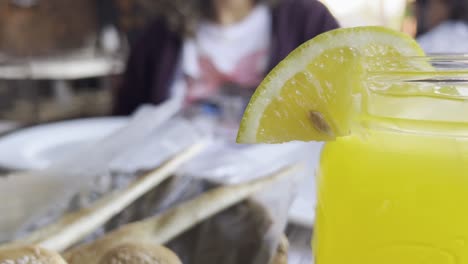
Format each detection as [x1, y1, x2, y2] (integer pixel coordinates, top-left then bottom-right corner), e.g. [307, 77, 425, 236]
[113, 0, 339, 115]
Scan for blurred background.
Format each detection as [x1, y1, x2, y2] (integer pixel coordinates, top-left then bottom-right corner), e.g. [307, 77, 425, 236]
[0, 0, 417, 132]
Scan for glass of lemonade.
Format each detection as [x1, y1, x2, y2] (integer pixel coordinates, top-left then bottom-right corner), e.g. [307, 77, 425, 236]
[313, 55, 468, 264]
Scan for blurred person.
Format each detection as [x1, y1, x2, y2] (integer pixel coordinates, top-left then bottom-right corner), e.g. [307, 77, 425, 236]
[112, 0, 339, 115]
[415, 0, 468, 53]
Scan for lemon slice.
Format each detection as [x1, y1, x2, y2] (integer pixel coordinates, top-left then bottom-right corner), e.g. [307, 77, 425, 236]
[236, 26, 427, 144]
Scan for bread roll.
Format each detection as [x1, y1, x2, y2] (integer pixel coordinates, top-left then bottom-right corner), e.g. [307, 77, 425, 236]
[98, 242, 181, 264]
[0, 245, 67, 264]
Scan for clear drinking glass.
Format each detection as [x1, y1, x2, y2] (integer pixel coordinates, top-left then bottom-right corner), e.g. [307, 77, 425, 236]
[313, 55, 468, 264]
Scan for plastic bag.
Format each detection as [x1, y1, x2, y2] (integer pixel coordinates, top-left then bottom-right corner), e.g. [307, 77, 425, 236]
[0, 100, 206, 242]
[100, 138, 309, 263]
[2, 99, 308, 264]
[102, 170, 299, 264]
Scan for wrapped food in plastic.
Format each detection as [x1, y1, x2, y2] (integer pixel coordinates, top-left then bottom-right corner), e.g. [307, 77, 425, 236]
[1, 100, 309, 263]
[103, 142, 309, 263]
[0, 101, 190, 242]
[102, 168, 301, 264]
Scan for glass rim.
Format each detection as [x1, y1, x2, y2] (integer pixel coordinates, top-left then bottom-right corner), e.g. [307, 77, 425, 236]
[365, 53, 468, 75]
[361, 53, 468, 137]
[364, 53, 468, 59]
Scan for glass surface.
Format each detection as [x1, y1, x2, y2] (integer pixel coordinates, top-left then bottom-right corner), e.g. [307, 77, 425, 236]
[313, 55, 468, 264]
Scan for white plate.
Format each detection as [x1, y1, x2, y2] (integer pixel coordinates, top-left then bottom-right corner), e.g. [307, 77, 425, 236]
[0, 117, 129, 170]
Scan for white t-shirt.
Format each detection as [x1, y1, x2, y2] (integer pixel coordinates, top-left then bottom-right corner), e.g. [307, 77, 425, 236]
[170, 4, 271, 104]
[417, 21, 468, 54]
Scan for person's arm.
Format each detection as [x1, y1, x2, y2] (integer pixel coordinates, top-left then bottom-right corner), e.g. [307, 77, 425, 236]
[112, 22, 159, 116]
[301, 0, 340, 43]
[267, 0, 340, 71]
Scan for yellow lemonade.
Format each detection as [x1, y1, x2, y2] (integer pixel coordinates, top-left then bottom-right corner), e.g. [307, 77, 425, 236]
[314, 130, 468, 264]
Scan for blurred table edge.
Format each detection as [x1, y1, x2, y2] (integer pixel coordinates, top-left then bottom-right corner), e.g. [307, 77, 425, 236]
[0, 52, 125, 80]
[0, 120, 21, 176]
[0, 120, 20, 135]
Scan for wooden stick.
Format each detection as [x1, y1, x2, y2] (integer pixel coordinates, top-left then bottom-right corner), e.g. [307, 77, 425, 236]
[64, 164, 303, 264]
[7, 142, 204, 252]
[272, 234, 289, 264]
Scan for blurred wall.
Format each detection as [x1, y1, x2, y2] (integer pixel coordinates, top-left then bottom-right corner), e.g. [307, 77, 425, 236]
[320, 0, 408, 30]
[0, 0, 98, 57]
